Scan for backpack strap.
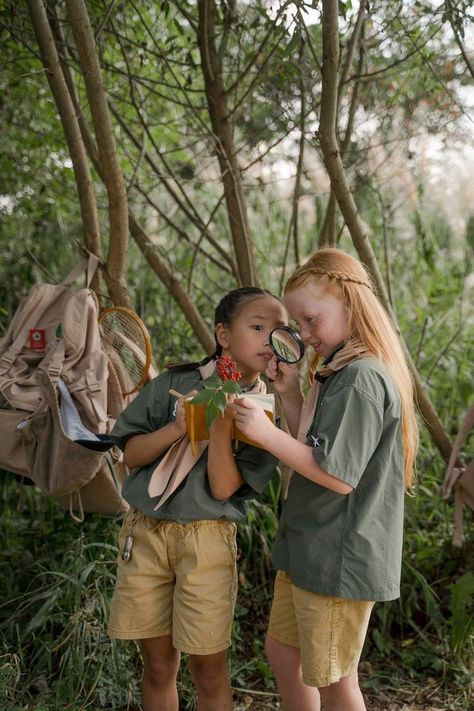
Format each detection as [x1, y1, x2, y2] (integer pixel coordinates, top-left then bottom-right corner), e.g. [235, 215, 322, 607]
[0, 288, 54, 374]
[62, 254, 100, 288]
[47, 338, 66, 381]
[0, 255, 100, 376]
[68, 489, 85, 524]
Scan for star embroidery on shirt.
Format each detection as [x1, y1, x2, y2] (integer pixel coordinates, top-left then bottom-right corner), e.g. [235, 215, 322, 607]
[308, 433, 322, 447]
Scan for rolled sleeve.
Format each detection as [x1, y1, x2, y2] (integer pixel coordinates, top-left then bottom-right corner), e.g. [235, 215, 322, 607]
[234, 444, 278, 499]
[310, 385, 384, 488]
[109, 376, 169, 450]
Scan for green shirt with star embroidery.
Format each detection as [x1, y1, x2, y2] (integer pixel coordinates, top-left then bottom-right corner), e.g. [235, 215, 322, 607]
[272, 357, 405, 602]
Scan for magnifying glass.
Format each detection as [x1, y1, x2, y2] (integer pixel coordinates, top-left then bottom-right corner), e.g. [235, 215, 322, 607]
[269, 326, 305, 365]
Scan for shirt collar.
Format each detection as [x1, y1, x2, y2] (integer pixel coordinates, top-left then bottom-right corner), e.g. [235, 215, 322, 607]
[314, 343, 345, 383]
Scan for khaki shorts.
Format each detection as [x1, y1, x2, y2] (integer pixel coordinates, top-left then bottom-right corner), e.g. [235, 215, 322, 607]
[268, 571, 374, 687]
[108, 510, 238, 655]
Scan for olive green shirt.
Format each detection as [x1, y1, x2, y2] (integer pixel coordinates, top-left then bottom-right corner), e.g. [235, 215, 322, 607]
[110, 368, 278, 523]
[272, 358, 405, 602]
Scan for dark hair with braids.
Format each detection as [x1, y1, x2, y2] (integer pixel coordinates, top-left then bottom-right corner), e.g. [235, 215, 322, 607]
[167, 287, 282, 372]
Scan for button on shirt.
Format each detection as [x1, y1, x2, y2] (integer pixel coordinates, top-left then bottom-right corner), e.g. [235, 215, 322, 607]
[272, 358, 405, 602]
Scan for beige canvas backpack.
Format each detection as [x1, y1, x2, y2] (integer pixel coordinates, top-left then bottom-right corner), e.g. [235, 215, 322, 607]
[0, 255, 133, 520]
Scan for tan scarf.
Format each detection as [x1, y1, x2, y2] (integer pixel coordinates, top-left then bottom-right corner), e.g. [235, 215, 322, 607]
[284, 339, 373, 498]
[148, 360, 265, 509]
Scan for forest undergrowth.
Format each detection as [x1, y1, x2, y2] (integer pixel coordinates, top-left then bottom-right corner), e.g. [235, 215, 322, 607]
[0, 461, 472, 711]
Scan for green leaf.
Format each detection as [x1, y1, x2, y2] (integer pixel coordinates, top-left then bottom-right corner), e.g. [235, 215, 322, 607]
[55, 323, 63, 339]
[449, 572, 474, 655]
[79, 561, 96, 585]
[22, 591, 61, 638]
[214, 390, 227, 411]
[204, 376, 221, 388]
[205, 400, 220, 429]
[222, 380, 242, 394]
[191, 389, 215, 405]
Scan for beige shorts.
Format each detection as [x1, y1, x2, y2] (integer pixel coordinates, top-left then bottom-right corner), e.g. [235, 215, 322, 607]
[267, 571, 374, 687]
[108, 510, 238, 655]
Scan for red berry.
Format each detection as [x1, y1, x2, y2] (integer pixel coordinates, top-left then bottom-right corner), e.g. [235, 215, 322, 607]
[216, 355, 241, 382]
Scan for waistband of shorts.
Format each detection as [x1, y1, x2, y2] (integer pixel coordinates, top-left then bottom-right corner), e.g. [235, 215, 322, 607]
[128, 509, 234, 531]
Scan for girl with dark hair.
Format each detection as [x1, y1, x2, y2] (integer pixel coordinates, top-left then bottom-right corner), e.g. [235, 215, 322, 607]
[107, 287, 287, 711]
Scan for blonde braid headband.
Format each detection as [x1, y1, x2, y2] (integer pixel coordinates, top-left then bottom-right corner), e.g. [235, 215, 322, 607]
[308, 267, 373, 290]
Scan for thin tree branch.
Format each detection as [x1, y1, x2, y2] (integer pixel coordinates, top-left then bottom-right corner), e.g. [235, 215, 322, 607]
[132, 182, 232, 277]
[108, 101, 239, 277]
[49, 6, 215, 348]
[187, 192, 227, 291]
[319, 7, 366, 247]
[445, 0, 474, 80]
[129, 214, 214, 353]
[198, 0, 257, 285]
[279, 39, 306, 291]
[225, 2, 290, 97]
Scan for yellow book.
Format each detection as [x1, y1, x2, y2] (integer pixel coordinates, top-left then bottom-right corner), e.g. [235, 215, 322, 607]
[184, 393, 275, 453]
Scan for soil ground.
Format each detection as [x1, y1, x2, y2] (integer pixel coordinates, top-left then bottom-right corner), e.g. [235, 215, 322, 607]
[231, 669, 470, 710]
[233, 689, 462, 710]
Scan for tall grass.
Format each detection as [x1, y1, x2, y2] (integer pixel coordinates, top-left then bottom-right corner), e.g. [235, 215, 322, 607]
[1, 451, 472, 710]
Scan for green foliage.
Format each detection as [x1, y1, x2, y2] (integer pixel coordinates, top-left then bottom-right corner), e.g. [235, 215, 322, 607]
[1, 447, 473, 709]
[449, 572, 474, 659]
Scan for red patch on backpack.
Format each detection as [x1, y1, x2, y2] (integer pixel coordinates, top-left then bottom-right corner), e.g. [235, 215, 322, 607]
[29, 328, 46, 351]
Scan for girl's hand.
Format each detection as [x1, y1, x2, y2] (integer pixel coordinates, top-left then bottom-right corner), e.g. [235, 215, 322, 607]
[231, 397, 275, 447]
[174, 389, 197, 437]
[266, 357, 301, 396]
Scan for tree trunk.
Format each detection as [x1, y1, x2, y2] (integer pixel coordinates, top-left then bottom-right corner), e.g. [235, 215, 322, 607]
[27, 0, 101, 262]
[48, 25, 214, 352]
[319, 1, 367, 249]
[318, 192, 338, 247]
[319, 0, 454, 463]
[65, 0, 132, 308]
[197, 0, 258, 286]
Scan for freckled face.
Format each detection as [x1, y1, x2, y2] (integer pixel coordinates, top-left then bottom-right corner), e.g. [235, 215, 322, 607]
[216, 295, 288, 384]
[284, 282, 349, 359]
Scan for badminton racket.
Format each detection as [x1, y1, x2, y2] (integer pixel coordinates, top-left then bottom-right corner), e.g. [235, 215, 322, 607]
[98, 306, 153, 394]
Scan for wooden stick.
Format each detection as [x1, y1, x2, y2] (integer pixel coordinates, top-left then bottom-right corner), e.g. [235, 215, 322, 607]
[169, 388, 185, 399]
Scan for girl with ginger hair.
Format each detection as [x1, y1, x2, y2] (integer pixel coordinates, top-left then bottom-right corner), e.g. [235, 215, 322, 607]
[231, 248, 418, 711]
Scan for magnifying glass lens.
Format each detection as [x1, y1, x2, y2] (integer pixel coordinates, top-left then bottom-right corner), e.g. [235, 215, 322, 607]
[269, 327, 305, 364]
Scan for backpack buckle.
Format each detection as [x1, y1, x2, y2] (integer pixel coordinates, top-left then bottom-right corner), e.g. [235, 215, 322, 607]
[85, 369, 101, 393]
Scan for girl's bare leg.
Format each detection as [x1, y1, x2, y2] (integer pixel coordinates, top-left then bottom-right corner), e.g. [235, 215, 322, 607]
[140, 635, 180, 711]
[265, 635, 321, 711]
[188, 650, 232, 711]
[319, 671, 366, 711]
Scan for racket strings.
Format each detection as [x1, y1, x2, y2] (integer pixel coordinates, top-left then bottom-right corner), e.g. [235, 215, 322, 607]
[99, 309, 151, 393]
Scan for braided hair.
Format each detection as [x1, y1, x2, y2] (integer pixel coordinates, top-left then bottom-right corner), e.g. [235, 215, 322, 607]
[286, 249, 374, 293]
[285, 247, 418, 489]
[167, 287, 281, 372]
